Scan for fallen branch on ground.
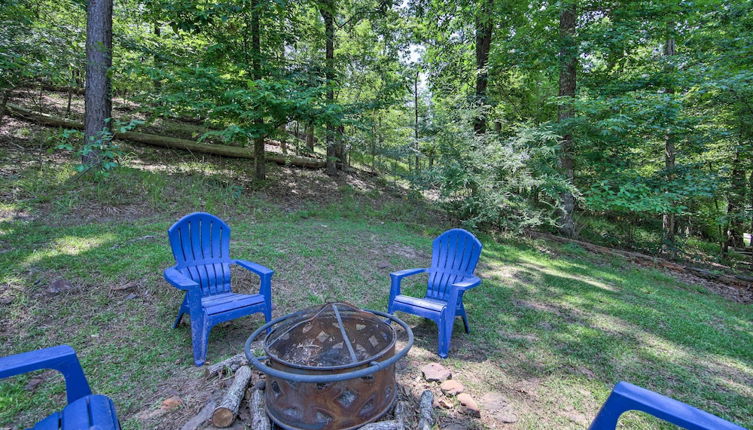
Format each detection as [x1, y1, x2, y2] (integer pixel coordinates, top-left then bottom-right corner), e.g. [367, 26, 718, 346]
[205, 353, 248, 379]
[6, 103, 325, 168]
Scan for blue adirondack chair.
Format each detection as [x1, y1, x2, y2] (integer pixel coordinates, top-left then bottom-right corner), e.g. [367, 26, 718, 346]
[0, 345, 120, 429]
[590, 381, 747, 430]
[387, 228, 482, 358]
[164, 212, 274, 366]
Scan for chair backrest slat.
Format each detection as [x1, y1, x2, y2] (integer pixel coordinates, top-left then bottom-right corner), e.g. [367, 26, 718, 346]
[168, 212, 233, 296]
[426, 229, 482, 301]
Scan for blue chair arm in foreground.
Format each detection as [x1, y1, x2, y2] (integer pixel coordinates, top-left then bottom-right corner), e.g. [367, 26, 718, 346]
[0, 345, 120, 429]
[590, 381, 747, 430]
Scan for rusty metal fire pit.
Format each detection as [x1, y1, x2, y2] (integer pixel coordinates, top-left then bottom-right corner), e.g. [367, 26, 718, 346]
[244, 302, 413, 430]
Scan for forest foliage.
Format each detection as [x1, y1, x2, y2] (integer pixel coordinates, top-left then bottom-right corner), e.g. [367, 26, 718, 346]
[2, 0, 753, 260]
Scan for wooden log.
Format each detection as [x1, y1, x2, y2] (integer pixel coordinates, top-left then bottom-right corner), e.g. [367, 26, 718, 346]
[204, 353, 248, 379]
[6, 103, 326, 169]
[248, 388, 271, 430]
[211, 365, 252, 428]
[180, 399, 216, 430]
[417, 390, 434, 430]
[394, 401, 408, 430]
[360, 420, 400, 430]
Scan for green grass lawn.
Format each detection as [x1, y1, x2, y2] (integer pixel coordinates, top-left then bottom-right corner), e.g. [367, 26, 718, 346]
[0, 125, 751, 429]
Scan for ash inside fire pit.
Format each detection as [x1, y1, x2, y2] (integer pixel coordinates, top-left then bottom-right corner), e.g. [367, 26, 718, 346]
[265, 302, 394, 368]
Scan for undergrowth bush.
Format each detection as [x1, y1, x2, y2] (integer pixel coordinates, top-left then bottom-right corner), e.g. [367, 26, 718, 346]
[413, 99, 570, 232]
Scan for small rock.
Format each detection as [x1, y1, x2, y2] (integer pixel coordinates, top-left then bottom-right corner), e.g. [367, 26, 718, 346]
[125, 293, 138, 300]
[457, 393, 480, 417]
[161, 396, 183, 410]
[377, 261, 390, 269]
[480, 392, 508, 410]
[442, 424, 467, 430]
[490, 408, 519, 424]
[481, 392, 518, 424]
[435, 398, 453, 409]
[48, 279, 73, 294]
[421, 363, 452, 382]
[0, 295, 13, 305]
[440, 379, 464, 396]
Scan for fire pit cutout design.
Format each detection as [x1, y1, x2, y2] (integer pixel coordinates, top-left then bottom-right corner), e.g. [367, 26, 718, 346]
[245, 302, 413, 430]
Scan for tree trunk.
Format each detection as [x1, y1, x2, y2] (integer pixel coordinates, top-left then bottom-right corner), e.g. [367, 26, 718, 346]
[84, 0, 113, 166]
[335, 125, 346, 170]
[306, 122, 315, 152]
[0, 89, 10, 126]
[251, 0, 265, 180]
[321, 0, 337, 175]
[473, 0, 493, 134]
[153, 23, 162, 90]
[414, 69, 420, 171]
[661, 34, 677, 252]
[557, 0, 577, 237]
[726, 146, 746, 249]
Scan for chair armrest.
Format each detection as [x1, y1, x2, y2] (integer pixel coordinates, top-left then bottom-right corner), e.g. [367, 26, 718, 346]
[0, 345, 92, 404]
[589, 381, 746, 430]
[164, 267, 199, 291]
[390, 268, 427, 280]
[452, 276, 481, 291]
[234, 259, 274, 278]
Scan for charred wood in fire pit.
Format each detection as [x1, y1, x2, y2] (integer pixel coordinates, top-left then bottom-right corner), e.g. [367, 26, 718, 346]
[205, 353, 248, 379]
[249, 388, 271, 430]
[417, 390, 435, 430]
[212, 365, 252, 427]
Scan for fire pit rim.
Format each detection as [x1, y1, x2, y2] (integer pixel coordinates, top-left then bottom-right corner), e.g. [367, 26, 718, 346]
[244, 307, 413, 384]
[263, 303, 397, 371]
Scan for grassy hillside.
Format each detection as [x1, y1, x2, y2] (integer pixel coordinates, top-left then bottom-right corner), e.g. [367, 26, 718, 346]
[1, 119, 751, 429]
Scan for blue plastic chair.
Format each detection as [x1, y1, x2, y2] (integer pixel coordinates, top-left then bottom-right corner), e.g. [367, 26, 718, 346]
[387, 228, 482, 358]
[164, 212, 274, 366]
[0, 345, 120, 429]
[590, 381, 747, 430]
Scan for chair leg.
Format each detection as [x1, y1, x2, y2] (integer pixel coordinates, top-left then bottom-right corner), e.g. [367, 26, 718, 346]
[458, 297, 470, 334]
[190, 315, 210, 367]
[461, 313, 470, 334]
[437, 315, 453, 359]
[173, 309, 185, 329]
[173, 296, 188, 329]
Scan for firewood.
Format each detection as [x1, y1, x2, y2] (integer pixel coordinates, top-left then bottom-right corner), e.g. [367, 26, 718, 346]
[205, 353, 248, 378]
[360, 420, 400, 430]
[248, 388, 271, 430]
[211, 365, 252, 427]
[394, 401, 408, 430]
[180, 399, 216, 430]
[417, 390, 434, 430]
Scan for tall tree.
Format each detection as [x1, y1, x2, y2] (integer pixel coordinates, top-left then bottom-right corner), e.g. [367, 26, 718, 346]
[251, 0, 266, 180]
[320, 0, 337, 175]
[558, 0, 577, 237]
[661, 31, 677, 252]
[473, 0, 493, 134]
[83, 0, 113, 165]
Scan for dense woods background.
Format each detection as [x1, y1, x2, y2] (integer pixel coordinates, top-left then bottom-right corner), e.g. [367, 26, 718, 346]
[2, 0, 753, 266]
